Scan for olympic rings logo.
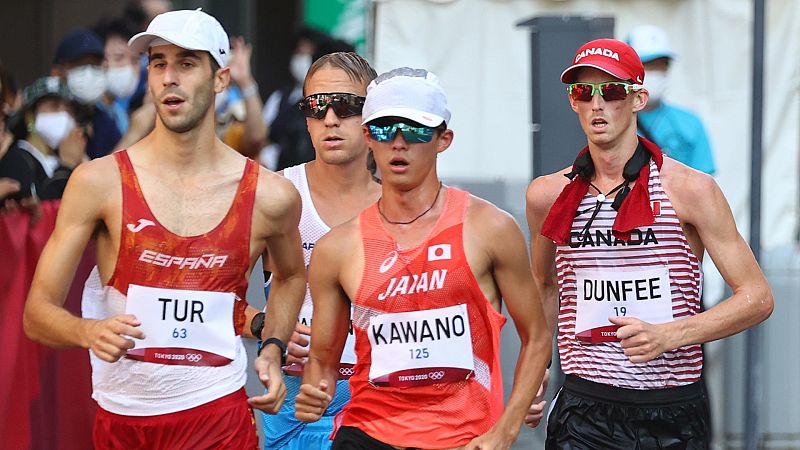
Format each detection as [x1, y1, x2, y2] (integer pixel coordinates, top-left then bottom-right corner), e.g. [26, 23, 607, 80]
[429, 371, 445, 380]
[339, 367, 355, 376]
[186, 353, 203, 363]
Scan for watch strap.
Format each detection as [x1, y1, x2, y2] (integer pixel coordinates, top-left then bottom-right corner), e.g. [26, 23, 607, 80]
[258, 337, 287, 366]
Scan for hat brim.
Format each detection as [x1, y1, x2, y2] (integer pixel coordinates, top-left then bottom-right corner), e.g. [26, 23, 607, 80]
[561, 63, 635, 84]
[128, 31, 211, 58]
[362, 107, 445, 127]
[639, 51, 675, 63]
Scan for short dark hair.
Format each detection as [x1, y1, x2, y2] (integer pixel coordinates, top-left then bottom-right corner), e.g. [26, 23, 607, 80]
[303, 52, 377, 96]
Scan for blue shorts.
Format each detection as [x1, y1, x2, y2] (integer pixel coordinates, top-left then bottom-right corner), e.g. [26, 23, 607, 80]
[261, 375, 351, 450]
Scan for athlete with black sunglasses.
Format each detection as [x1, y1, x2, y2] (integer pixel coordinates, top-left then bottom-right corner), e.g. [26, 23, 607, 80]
[525, 38, 773, 449]
[259, 52, 382, 450]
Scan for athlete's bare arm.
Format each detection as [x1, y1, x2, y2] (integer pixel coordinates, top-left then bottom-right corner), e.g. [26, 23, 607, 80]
[294, 223, 358, 422]
[463, 198, 551, 450]
[23, 158, 145, 362]
[525, 169, 571, 332]
[612, 160, 774, 362]
[249, 168, 307, 413]
[523, 170, 570, 428]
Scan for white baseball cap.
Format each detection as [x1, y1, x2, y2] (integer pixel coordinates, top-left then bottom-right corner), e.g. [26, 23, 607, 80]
[362, 67, 451, 127]
[128, 9, 230, 68]
[627, 25, 675, 63]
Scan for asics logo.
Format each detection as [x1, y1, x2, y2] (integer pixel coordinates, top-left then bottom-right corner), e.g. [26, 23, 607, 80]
[127, 219, 155, 233]
[379, 251, 399, 274]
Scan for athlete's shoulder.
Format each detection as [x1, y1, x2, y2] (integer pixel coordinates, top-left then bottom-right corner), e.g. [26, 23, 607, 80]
[526, 166, 571, 214]
[314, 216, 362, 261]
[465, 193, 521, 235]
[68, 152, 121, 193]
[660, 157, 721, 219]
[255, 164, 300, 205]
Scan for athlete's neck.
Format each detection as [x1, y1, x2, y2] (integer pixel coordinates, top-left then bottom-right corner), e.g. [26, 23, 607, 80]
[305, 155, 375, 195]
[380, 176, 443, 222]
[587, 131, 640, 187]
[147, 113, 220, 170]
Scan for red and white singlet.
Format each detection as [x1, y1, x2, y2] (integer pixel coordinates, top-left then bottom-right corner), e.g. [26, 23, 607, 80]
[555, 161, 703, 389]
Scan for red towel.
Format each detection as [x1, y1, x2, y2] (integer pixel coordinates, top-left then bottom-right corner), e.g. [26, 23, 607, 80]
[541, 137, 663, 244]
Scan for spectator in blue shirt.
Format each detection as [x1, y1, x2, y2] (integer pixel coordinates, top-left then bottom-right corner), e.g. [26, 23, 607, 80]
[628, 25, 716, 174]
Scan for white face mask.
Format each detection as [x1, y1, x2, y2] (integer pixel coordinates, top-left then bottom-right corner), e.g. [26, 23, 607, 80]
[67, 65, 107, 104]
[290, 53, 313, 83]
[105, 65, 139, 99]
[34, 111, 76, 149]
[644, 70, 669, 103]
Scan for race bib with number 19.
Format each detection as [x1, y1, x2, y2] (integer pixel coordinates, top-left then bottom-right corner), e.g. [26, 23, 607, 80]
[574, 267, 673, 343]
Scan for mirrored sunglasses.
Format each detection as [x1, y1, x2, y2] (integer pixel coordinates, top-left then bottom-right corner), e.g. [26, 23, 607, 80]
[567, 82, 643, 102]
[367, 122, 436, 143]
[298, 92, 365, 119]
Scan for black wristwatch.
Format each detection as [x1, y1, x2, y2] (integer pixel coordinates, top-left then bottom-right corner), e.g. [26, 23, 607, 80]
[258, 337, 287, 366]
[250, 312, 265, 339]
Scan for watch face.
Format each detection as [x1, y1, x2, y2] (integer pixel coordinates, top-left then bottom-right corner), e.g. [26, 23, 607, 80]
[251, 312, 265, 338]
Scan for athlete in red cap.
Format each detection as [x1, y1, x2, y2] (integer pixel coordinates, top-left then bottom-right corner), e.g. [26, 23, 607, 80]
[525, 38, 773, 448]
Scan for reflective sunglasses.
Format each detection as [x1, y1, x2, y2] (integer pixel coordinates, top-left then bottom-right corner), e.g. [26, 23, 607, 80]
[567, 82, 643, 102]
[298, 92, 366, 119]
[367, 122, 436, 143]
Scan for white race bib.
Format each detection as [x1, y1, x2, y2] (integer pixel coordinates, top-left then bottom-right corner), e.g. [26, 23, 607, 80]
[125, 284, 236, 366]
[368, 304, 474, 387]
[574, 267, 673, 343]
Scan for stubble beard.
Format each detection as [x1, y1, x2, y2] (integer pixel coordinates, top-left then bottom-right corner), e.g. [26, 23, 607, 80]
[157, 82, 215, 134]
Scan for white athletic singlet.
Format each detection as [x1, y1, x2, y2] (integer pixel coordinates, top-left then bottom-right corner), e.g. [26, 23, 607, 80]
[282, 164, 356, 365]
[555, 161, 703, 389]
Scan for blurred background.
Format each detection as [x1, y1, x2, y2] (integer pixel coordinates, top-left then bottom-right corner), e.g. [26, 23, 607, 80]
[1, 0, 798, 449]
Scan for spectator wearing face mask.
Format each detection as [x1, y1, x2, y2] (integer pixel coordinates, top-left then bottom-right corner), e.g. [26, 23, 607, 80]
[94, 17, 148, 134]
[627, 25, 716, 175]
[1, 76, 87, 203]
[51, 29, 123, 159]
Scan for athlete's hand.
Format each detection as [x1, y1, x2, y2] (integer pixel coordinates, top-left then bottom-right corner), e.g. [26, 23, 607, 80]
[524, 368, 550, 428]
[286, 322, 310, 365]
[611, 316, 674, 363]
[294, 379, 331, 423]
[82, 314, 144, 362]
[464, 424, 518, 450]
[250, 350, 288, 413]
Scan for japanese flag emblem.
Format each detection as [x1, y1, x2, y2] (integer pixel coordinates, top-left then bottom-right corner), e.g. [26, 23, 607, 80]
[427, 244, 451, 261]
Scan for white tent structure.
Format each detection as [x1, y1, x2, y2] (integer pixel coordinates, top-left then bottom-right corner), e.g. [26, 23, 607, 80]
[369, 0, 800, 448]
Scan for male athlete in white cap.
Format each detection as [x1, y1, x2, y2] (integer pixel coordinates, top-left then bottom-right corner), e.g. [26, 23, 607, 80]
[24, 9, 306, 449]
[295, 67, 551, 450]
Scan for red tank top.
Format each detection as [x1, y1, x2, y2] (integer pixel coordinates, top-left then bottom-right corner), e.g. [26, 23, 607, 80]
[109, 150, 256, 337]
[339, 187, 506, 448]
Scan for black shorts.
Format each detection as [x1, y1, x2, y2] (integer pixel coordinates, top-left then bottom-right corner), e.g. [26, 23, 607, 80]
[332, 426, 407, 450]
[546, 375, 711, 450]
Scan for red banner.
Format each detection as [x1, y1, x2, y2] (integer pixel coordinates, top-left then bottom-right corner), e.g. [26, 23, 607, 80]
[0, 201, 96, 450]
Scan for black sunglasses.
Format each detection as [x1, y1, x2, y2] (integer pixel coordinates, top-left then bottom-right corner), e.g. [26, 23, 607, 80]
[297, 92, 366, 119]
